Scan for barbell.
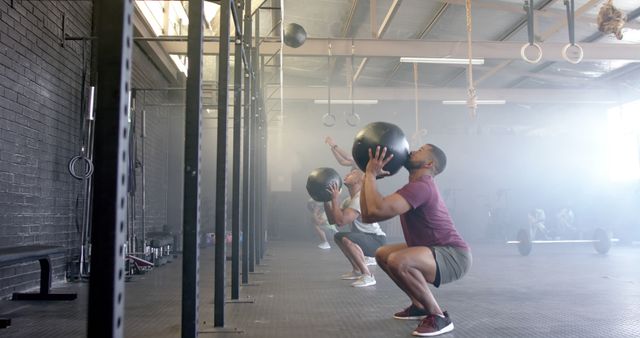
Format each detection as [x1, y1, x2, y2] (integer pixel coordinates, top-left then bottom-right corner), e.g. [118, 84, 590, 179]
[507, 228, 619, 256]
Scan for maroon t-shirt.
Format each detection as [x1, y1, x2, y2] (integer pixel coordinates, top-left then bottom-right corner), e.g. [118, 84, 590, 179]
[396, 175, 469, 250]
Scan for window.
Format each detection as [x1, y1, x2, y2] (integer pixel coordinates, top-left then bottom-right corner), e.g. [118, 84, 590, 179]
[607, 100, 640, 182]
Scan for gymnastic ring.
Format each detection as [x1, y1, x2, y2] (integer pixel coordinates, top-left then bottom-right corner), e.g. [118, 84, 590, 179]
[68, 155, 94, 180]
[345, 111, 360, 127]
[561, 43, 583, 64]
[520, 42, 543, 64]
[322, 112, 336, 127]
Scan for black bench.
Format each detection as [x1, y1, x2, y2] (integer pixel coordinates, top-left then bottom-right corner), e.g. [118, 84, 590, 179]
[0, 245, 78, 328]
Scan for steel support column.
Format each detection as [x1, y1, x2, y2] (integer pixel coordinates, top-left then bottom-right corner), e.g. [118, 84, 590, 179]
[213, 0, 231, 328]
[230, 0, 244, 300]
[87, 0, 132, 337]
[248, 8, 259, 273]
[241, 0, 253, 284]
[181, 0, 204, 337]
[253, 9, 262, 267]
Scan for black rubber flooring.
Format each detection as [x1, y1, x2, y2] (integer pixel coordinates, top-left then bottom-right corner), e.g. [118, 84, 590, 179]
[1, 239, 639, 337]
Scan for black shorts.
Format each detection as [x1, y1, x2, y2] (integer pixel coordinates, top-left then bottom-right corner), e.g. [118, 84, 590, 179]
[334, 231, 386, 257]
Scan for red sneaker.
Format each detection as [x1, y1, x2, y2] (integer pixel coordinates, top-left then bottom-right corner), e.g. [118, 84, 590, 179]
[412, 312, 454, 336]
[393, 304, 428, 320]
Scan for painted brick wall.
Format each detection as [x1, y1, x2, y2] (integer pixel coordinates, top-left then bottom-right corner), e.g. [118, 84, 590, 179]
[0, 0, 181, 298]
[128, 46, 183, 250]
[0, 0, 92, 298]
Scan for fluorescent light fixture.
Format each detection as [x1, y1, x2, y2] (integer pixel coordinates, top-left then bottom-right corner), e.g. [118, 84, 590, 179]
[400, 57, 484, 65]
[313, 99, 378, 105]
[442, 100, 506, 105]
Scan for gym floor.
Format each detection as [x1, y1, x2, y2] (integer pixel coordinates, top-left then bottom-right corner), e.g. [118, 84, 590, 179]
[1, 240, 639, 337]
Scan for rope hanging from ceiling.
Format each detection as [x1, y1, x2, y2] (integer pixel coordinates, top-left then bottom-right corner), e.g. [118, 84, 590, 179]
[464, 0, 477, 117]
[412, 63, 427, 147]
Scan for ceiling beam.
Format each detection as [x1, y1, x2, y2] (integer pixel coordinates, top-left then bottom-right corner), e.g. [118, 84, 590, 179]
[158, 38, 640, 61]
[507, 5, 640, 88]
[385, 2, 450, 85]
[353, 0, 403, 83]
[342, 0, 359, 37]
[443, 0, 557, 86]
[473, 0, 601, 86]
[326, 0, 358, 88]
[132, 6, 181, 84]
[275, 86, 628, 104]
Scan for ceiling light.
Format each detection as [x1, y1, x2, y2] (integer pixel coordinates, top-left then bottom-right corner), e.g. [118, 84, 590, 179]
[400, 57, 484, 65]
[442, 100, 506, 105]
[313, 99, 378, 105]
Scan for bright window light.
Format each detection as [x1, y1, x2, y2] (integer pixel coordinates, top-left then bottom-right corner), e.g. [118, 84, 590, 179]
[136, 1, 191, 74]
[136, 1, 164, 36]
[607, 100, 640, 182]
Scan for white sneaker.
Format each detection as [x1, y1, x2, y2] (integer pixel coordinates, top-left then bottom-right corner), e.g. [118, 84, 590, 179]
[351, 274, 376, 287]
[364, 256, 377, 266]
[340, 271, 362, 280]
[318, 242, 331, 249]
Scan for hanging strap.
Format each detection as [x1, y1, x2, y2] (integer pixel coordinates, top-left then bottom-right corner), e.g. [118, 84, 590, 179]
[68, 39, 94, 180]
[521, 0, 543, 63]
[323, 41, 336, 127]
[345, 41, 359, 127]
[565, 0, 575, 45]
[526, 0, 535, 46]
[562, 0, 583, 64]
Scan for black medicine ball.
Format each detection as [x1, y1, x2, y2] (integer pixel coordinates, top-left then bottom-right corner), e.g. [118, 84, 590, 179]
[352, 122, 410, 178]
[284, 23, 307, 48]
[306, 167, 342, 202]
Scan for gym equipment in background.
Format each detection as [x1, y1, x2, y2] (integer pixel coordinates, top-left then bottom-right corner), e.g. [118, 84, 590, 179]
[508, 228, 619, 256]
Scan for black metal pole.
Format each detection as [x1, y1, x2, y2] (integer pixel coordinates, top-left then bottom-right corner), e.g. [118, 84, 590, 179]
[87, 0, 132, 336]
[241, 0, 253, 285]
[214, 0, 231, 328]
[258, 108, 266, 260]
[256, 115, 263, 263]
[253, 7, 264, 265]
[181, 1, 204, 337]
[248, 8, 259, 273]
[230, 0, 244, 300]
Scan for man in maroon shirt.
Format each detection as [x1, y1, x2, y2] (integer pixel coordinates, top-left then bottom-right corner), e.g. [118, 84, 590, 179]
[360, 144, 472, 337]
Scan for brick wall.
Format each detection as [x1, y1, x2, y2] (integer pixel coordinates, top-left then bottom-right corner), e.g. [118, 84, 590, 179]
[0, 1, 92, 298]
[129, 46, 184, 249]
[0, 0, 182, 298]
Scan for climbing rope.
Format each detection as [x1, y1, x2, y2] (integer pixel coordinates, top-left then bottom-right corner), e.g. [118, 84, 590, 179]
[465, 0, 477, 117]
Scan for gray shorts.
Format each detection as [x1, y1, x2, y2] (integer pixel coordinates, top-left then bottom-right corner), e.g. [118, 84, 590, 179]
[431, 246, 472, 287]
[334, 231, 386, 257]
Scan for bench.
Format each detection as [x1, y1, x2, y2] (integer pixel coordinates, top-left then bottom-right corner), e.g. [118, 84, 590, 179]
[0, 245, 78, 329]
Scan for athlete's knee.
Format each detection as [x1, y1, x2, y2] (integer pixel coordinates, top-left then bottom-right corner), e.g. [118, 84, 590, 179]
[374, 247, 386, 264]
[387, 253, 408, 274]
[341, 236, 353, 246]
